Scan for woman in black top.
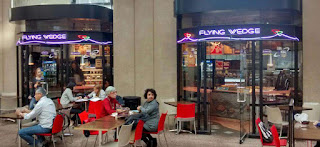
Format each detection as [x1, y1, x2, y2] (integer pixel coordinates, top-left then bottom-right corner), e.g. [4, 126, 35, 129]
[70, 61, 85, 85]
[28, 67, 44, 109]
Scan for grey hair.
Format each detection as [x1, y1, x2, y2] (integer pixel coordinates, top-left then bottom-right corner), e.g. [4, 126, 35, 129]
[35, 87, 47, 96]
[105, 86, 116, 95]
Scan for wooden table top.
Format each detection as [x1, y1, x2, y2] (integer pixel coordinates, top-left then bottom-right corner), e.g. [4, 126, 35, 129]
[0, 112, 23, 119]
[294, 123, 320, 141]
[183, 86, 291, 96]
[56, 103, 73, 111]
[164, 101, 195, 107]
[74, 85, 95, 90]
[278, 105, 312, 111]
[74, 115, 125, 131]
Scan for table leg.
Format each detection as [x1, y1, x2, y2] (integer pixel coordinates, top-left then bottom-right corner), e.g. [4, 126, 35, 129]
[117, 127, 120, 139]
[85, 102, 88, 112]
[98, 130, 102, 147]
[18, 119, 21, 147]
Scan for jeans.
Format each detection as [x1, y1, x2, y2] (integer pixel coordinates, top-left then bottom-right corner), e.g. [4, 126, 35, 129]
[18, 125, 51, 146]
[29, 97, 37, 110]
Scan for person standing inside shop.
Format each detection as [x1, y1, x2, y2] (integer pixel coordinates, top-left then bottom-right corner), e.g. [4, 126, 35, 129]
[70, 61, 85, 85]
[29, 67, 44, 110]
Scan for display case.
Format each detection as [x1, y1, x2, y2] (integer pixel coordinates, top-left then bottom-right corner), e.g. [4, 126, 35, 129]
[42, 61, 57, 87]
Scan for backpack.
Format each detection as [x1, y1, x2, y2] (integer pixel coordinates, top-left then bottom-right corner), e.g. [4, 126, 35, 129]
[258, 122, 273, 143]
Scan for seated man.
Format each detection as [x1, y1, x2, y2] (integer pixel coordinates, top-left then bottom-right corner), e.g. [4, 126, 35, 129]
[101, 86, 122, 117]
[16, 87, 56, 147]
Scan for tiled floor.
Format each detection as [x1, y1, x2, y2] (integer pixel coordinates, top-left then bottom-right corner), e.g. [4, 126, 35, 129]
[0, 118, 313, 147]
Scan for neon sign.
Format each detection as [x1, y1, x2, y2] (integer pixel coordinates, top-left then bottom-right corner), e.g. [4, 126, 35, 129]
[78, 35, 90, 40]
[22, 34, 67, 41]
[199, 28, 260, 36]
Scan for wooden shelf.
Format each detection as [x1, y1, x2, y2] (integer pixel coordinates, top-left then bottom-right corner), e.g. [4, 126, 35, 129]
[84, 74, 102, 76]
[85, 79, 103, 82]
[81, 69, 103, 71]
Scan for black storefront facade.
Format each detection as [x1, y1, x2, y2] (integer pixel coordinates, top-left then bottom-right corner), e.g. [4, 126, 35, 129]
[175, 0, 302, 143]
[11, 4, 113, 107]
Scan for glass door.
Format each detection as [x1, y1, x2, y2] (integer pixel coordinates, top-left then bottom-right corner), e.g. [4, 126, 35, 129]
[238, 41, 252, 144]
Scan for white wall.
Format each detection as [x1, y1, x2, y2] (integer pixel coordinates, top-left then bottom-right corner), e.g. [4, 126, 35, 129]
[0, 0, 25, 93]
[114, 0, 177, 104]
[303, 0, 320, 102]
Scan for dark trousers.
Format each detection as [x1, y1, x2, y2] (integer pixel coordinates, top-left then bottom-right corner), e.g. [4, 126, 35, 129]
[142, 128, 157, 147]
[71, 108, 83, 124]
[315, 141, 320, 147]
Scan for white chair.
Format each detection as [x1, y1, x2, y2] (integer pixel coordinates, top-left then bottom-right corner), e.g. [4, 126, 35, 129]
[265, 106, 288, 137]
[104, 122, 133, 147]
[302, 102, 320, 122]
[161, 98, 177, 130]
[59, 107, 74, 143]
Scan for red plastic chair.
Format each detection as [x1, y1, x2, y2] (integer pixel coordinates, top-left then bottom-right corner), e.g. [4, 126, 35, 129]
[256, 118, 287, 147]
[93, 101, 104, 119]
[78, 111, 107, 147]
[143, 112, 168, 147]
[57, 98, 61, 105]
[175, 103, 196, 135]
[130, 120, 145, 146]
[88, 100, 103, 118]
[34, 114, 66, 147]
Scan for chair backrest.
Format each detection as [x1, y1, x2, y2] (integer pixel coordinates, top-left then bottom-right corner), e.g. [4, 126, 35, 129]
[176, 103, 195, 118]
[270, 125, 281, 147]
[157, 112, 168, 132]
[255, 118, 264, 144]
[266, 106, 283, 124]
[60, 107, 72, 117]
[88, 101, 96, 114]
[59, 108, 72, 130]
[118, 122, 134, 147]
[94, 101, 104, 119]
[134, 120, 145, 142]
[303, 102, 320, 122]
[78, 111, 89, 124]
[52, 114, 64, 134]
[88, 100, 103, 118]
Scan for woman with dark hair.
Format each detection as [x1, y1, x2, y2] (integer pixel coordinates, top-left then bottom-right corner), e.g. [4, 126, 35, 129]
[70, 61, 85, 85]
[137, 88, 160, 147]
[28, 67, 45, 110]
[60, 82, 83, 125]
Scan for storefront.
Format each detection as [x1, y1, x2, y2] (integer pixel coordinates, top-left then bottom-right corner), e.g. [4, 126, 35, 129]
[175, 0, 302, 143]
[16, 31, 113, 106]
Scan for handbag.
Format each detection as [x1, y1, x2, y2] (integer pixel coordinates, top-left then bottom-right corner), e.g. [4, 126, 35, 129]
[258, 122, 273, 143]
[83, 117, 96, 137]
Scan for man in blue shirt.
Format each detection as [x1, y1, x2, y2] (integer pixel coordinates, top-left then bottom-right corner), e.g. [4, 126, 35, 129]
[16, 87, 56, 147]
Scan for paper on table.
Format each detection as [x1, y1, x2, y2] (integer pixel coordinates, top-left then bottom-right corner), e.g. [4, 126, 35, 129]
[75, 99, 88, 102]
[90, 97, 101, 102]
[111, 112, 118, 117]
